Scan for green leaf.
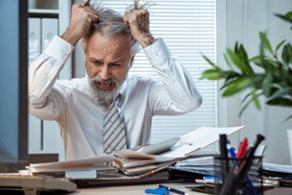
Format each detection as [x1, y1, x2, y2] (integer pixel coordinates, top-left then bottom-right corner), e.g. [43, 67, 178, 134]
[259, 32, 274, 56]
[275, 40, 286, 52]
[200, 69, 221, 80]
[224, 53, 234, 71]
[222, 77, 252, 97]
[227, 48, 254, 75]
[282, 43, 292, 65]
[242, 92, 264, 103]
[239, 97, 253, 117]
[239, 92, 263, 117]
[220, 70, 241, 78]
[202, 55, 217, 68]
[262, 59, 277, 73]
[285, 11, 292, 19]
[266, 97, 292, 107]
[275, 13, 292, 25]
[238, 44, 250, 65]
[262, 73, 273, 97]
[234, 42, 239, 53]
[252, 74, 266, 90]
[251, 87, 261, 110]
[249, 56, 261, 63]
[221, 71, 242, 85]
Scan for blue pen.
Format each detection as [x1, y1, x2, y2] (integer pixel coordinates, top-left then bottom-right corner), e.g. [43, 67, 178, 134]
[227, 140, 258, 195]
[226, 140, 236, 158]
[145, 187, 169, 195]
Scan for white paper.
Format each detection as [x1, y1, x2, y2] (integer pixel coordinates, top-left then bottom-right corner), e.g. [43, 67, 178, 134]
[30, 155, 115, 173]
[160, 126, 245, 158]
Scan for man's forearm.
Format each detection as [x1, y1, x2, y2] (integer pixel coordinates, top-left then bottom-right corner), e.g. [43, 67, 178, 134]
[137, 34, 156, 48]
[61, 26, 81, 46]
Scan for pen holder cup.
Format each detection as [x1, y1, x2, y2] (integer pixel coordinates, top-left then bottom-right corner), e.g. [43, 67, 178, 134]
[214, 156, 263, 195]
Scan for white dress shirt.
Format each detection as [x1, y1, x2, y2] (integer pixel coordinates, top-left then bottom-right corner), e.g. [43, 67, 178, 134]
[29, 36, 203, 160]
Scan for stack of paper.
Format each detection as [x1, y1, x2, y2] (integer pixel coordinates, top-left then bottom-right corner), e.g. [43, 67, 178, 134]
[29, 155, 117, 175]
[26, 126, 246, 180]
[262, 163, 292, 177]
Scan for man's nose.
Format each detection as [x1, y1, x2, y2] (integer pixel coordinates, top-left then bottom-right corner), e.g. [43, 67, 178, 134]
[98, 65, 111, 80]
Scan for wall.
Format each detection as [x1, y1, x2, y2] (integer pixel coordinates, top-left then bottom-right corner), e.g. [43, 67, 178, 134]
[224, 0, 292, 165]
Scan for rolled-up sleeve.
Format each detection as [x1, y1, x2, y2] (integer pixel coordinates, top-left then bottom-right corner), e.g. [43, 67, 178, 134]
[143, 38, 203, 115]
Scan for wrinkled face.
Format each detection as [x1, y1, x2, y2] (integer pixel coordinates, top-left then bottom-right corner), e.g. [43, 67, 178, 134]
[85, 31, 134, 103]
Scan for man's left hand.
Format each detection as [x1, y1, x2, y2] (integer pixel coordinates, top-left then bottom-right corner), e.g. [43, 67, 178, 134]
[124, 9, 156, 48]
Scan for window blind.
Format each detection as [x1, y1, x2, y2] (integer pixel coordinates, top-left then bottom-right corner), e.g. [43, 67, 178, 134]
[100, 0, 218, 144]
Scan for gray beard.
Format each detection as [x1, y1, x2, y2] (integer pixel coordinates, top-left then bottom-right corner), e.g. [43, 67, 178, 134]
[87, 74, 127, 106]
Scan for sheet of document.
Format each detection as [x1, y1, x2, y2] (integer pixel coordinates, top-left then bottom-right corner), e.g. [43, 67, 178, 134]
[29, 155, 115, 173]
[160, 126, 245, 158]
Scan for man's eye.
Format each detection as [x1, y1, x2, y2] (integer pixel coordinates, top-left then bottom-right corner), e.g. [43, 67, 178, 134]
[110, 64, 121, 67]
[92, 61, 102, 65]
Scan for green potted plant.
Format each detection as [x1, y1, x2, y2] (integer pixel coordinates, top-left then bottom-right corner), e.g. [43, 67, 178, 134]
[200, 11, 292, 121]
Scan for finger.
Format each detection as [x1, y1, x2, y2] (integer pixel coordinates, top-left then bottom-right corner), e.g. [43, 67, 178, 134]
[84, 0, 90, 6]
[90, 13, 99, 23]
[123, 15, 130, 24]
[85, 7, 98, 16]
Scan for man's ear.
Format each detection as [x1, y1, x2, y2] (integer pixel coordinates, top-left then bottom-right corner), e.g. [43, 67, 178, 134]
[129, 55, 135, 68]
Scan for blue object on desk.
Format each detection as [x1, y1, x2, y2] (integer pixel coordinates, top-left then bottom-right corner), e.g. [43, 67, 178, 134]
[145, 187, 169, 195]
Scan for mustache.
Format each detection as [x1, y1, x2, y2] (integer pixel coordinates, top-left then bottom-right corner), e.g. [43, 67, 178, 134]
[90, 76, 118, 84]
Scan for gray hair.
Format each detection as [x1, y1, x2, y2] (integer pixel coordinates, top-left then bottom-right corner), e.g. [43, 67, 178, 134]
[80, 1, 143, 57]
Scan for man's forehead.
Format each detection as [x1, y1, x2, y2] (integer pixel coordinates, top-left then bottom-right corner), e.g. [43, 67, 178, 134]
[90, 31, 130, 46]
[90, 58, 125, 63]
[87, 32, 131, 56]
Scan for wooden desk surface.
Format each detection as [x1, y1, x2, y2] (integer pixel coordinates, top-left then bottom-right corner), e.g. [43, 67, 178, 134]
[70, 182, 207, 195]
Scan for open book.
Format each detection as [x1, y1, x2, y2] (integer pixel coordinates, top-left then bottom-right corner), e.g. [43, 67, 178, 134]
[27, 126, 245, 178]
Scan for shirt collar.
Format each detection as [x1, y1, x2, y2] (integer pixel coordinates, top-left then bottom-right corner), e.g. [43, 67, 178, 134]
[115, 78, 127, 104]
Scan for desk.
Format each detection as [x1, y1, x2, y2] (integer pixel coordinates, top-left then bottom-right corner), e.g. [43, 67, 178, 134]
[70, 182, 207, 195]
[69, 182, 292, 195]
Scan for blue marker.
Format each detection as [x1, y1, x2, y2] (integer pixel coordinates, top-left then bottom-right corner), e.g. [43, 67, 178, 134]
[145, 187, 169, 195]
[226, 140, 236, 158]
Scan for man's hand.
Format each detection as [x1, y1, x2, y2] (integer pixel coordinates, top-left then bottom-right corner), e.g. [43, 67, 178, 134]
[61, 2, 98, 46]
[124, 9, 156, 48]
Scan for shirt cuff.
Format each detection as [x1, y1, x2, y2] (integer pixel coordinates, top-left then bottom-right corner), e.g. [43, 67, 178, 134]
[43, 35, 74, 62]
[143, 38, 171, 68]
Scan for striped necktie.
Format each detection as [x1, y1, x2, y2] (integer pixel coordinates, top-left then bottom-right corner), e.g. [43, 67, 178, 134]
[103, 101, 127, 154]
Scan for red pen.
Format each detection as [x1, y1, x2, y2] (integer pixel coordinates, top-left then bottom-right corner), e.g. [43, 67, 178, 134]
[235, 138, 248, 175]
[236, 138, 248, 159]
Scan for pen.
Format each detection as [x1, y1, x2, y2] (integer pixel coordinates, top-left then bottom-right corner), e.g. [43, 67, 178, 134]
[236, 134, 265, 182]
[236, 138, 248, 159]
[158, 184, 189, 195]
[227, 139, 258, 195]
[220, 134, 264, 195]
[226, 140, 236, 158]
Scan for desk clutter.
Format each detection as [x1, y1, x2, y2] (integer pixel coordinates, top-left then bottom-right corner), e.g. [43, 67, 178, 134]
[1, 126, 292, 195]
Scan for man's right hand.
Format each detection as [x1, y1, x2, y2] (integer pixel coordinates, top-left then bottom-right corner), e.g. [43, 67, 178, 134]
[61, 1, 98, 46]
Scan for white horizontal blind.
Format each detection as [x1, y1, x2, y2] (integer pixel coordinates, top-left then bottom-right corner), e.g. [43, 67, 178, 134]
[100, 0, 218, 144]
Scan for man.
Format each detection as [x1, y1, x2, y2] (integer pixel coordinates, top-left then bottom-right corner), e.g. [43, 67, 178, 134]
[29, 0, 203, 161]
